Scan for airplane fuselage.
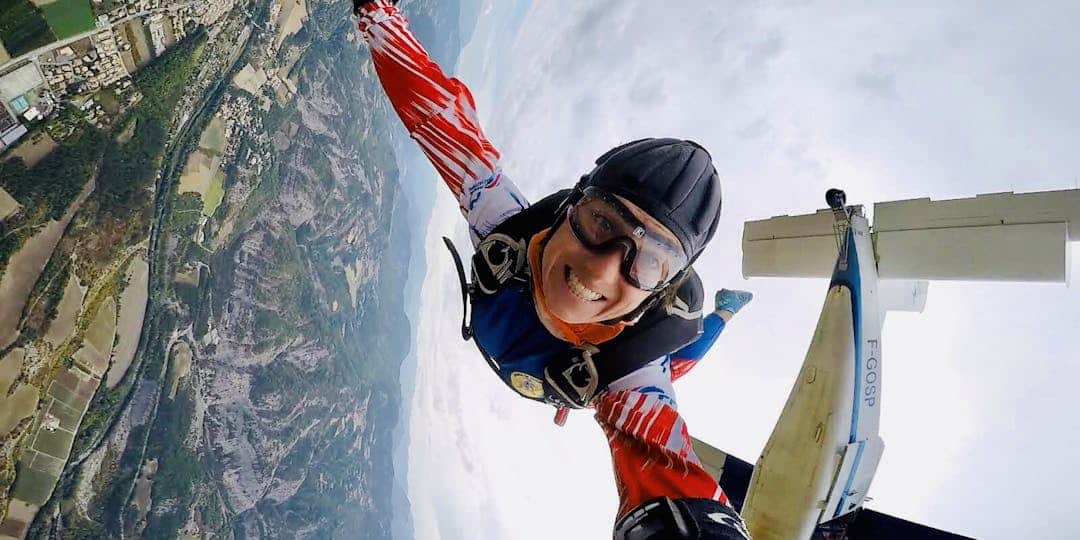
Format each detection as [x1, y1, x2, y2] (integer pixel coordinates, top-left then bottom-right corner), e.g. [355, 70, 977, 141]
[740, 213, 886, 540]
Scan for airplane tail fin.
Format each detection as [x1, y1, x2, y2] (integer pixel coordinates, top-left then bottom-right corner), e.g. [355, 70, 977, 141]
[878, 280, 928, 314]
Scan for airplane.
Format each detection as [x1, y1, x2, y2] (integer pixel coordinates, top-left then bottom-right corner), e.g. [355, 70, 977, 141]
[693, 187, 1080, 539]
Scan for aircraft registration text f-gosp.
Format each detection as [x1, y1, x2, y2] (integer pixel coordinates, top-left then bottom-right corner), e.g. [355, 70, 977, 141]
[863, 339, 879, 407]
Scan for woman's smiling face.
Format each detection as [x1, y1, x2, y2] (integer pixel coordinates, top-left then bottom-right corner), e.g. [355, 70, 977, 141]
[540, 195, 681, 324]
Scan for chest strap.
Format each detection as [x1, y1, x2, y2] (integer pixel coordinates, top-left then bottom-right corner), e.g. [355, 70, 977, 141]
[544, 281, 703, 408]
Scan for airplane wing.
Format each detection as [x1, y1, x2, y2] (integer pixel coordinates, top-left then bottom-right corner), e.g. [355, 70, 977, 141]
[690, 436, 754, 512]
[690, 438, 975, 540]
[838, 509, 974, 540]
[742, 188, 1080, 284]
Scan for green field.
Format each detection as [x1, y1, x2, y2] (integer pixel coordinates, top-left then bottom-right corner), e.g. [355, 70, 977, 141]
[40, 0, 95, 40]
[0, 0, 56, 57]
[30, 451, 65, 476]
[46, 381, 81, 408]
[198, 116, 226, 154]
[204, 171, 225, 215]
[47, 399, 82, 431]
[11, 462, 57, 505]
[34, 427, 74, 459]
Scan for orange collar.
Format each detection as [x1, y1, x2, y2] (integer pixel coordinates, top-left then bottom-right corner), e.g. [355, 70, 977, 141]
[527, 229, 628, 346]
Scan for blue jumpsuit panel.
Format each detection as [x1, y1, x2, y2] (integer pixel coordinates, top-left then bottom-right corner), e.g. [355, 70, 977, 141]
[470, 281, 572, 401]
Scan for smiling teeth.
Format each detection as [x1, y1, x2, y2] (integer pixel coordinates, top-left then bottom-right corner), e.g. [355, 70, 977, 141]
[567, 270, 603, 301]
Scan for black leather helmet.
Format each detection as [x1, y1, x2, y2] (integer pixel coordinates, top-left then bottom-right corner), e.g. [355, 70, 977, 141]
[580, 138, 722, 264]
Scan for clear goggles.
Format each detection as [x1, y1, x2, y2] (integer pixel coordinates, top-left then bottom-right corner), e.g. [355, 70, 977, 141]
[566, 187, 688, 291]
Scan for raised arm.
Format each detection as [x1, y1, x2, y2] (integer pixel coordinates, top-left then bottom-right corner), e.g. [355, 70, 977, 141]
[595, 389, 749, 538]
[598, 289, 754, 535]
[595, 383, 730, 514]
[356, 0, 527, 242]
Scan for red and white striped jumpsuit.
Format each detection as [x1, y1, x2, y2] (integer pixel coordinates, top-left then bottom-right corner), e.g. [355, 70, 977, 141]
[356, 1, 744, 531]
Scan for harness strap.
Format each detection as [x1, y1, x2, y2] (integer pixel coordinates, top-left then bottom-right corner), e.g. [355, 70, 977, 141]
[443, 236, 506, 374]
[443, 237, 504, 373]
[596, 299, 703, 383]
[544, 269, 705, 408]
[442, 236, 474, 341]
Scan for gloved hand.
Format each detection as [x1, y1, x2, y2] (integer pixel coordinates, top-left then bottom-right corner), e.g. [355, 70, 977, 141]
[353, 0, 396, 14]
[715, 289, 753, 316]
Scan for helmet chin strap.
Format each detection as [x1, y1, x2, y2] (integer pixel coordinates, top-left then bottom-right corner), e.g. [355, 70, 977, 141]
[604, 294, 659, 325]
[604, 266, 688, 325]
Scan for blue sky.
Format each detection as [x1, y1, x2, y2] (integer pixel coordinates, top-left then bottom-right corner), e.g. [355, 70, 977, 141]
[397, 1, 1080, 538]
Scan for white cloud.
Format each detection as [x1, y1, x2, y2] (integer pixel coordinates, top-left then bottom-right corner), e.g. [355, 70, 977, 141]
[403, 1, 1080, 538]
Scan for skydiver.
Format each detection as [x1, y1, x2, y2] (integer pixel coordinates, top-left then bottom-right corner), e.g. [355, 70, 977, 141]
[353, 1, 753, 537]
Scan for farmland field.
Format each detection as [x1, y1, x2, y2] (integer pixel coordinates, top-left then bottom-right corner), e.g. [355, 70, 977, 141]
[43, 271, 84, 346]
[74, 296, 116, 377]
[106, 256, 147, 387]
[7, 131, 58, 168]
[0, 347, 20, 388]
[33, 427, 74, 459]
[177, 149, 228, 216]
[0, 500, 37, 538]
[0, 179, 93, 350]
[10, 462, 56, 505]
[0, 349, 39, 435]
[179, 116, 231, 216]
[178, 150, 213, 194]
[38, 0, 94, 40]
[0, 187, 18, 219]
[204, 171, 225, 215]
[0, 219, 65, 350]
[0, 385, 38, 434]
[275, 0, 305, 47]
[168, 340, 191, 398]
[198, 116, 226, 154]
[29, 451, 64, 476]
[46, 378, 80, 408]
[46, 399, 81, 431]
[0, 0, 55, 57]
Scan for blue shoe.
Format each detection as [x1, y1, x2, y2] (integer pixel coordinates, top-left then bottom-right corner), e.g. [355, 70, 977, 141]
[715, 289, 753, 315]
